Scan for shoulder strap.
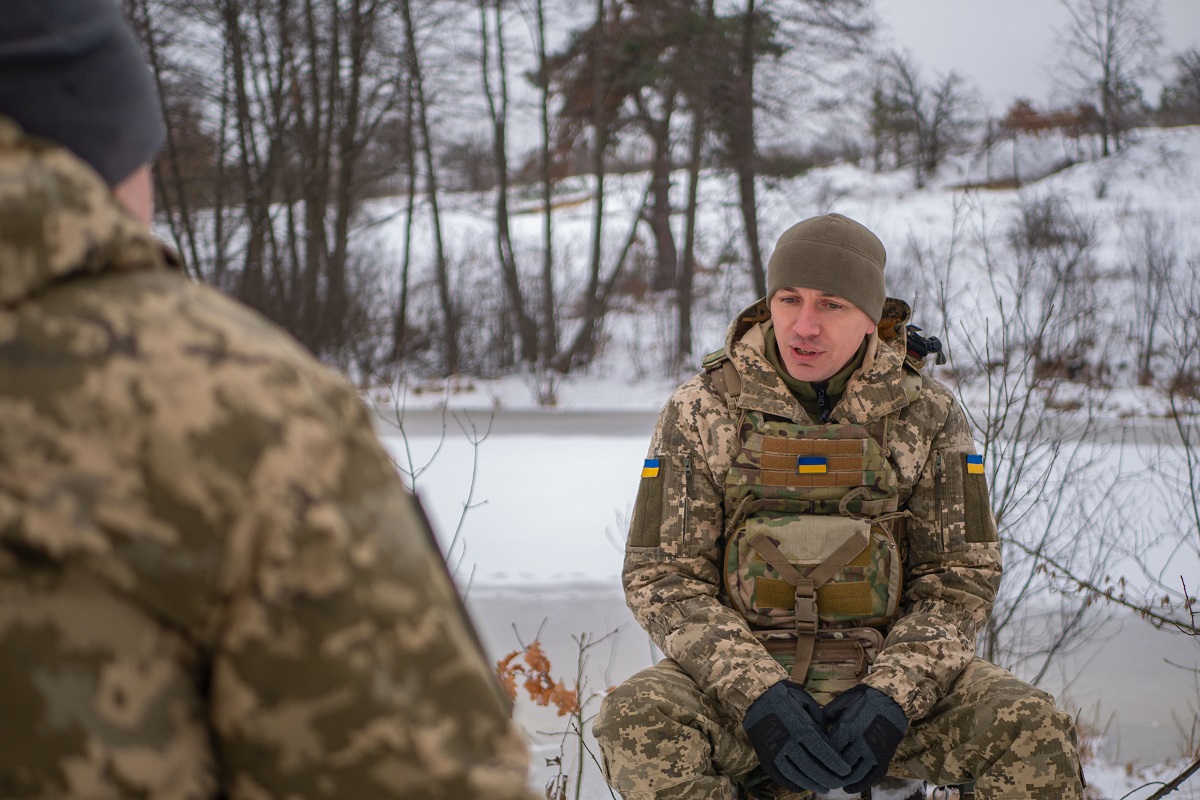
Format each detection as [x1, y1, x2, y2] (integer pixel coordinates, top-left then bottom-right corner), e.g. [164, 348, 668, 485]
[702, 347, 742, 408]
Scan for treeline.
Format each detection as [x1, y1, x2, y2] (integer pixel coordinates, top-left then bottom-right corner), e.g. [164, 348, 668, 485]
[123, 0, 1200, 380]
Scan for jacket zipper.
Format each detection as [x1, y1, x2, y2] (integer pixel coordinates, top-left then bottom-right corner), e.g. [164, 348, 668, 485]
[816, 385, 830, 423]
[934, 450, 947, 548]
[683, 454, 693, 535]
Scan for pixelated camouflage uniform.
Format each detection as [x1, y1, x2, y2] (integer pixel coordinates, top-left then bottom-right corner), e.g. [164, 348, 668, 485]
[0, 118, 538, 800]
[593, 300, 1083, 800]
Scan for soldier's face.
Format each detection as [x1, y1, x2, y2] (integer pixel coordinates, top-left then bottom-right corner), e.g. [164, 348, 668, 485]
[769, 287, 876, 383]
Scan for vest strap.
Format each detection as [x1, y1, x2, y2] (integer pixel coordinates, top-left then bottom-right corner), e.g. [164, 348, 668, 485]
[748, 529, 871, 682]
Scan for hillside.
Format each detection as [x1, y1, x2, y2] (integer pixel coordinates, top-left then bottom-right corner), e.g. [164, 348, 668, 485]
[366, 124, 1200, 418]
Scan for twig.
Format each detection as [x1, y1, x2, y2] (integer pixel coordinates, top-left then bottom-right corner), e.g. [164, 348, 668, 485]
[569, 719, 618, 799]
[1143, 756, 1200, 800]
[444, 408, 494, 574]
[1008, 539, 1200, 635]
[1181, 576, 1197, 637]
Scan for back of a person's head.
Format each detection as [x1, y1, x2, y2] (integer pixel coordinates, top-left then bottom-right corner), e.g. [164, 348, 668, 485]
[0, 0, 164, 187]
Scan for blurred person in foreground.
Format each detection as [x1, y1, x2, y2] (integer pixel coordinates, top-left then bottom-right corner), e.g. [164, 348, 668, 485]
[593, 213, 1085, 800]
[0, 2, 537, 798]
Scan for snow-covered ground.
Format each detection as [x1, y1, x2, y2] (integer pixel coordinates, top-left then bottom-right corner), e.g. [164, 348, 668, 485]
[356, 126, 1200, 798]
[376, 405, 1199, 800]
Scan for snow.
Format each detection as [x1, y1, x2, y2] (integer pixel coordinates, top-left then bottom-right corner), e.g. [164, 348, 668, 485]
[375, 407, 1200, 800]
[359, 128, 1200, 798]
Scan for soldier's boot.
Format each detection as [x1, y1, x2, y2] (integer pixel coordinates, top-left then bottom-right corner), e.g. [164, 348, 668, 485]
[741, 778, 927, 799]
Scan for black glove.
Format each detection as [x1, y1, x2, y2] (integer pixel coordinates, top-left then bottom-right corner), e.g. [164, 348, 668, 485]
[823, 684, 909, 793]
[742, 680, 852, 794]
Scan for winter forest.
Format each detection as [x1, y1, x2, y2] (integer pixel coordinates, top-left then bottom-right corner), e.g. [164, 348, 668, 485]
[124, 0, 1200, 797]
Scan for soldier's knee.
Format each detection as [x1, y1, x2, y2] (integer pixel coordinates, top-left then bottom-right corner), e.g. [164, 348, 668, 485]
[991, 685, 1077, 750]
[593, 682, 628, 749]
[595, 669, 668, 747]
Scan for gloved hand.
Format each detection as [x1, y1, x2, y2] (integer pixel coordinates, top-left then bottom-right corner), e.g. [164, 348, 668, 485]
[822, 684, 909, 793]
[742, 680, 851, 793]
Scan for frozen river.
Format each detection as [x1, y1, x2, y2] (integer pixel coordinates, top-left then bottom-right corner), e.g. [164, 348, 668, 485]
[376, 406, 1200, 796]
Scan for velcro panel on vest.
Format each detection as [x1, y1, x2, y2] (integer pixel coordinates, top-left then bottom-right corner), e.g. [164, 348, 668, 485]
[757, 436, 869, 489]
[761, 454, 866, 472]
[763, 471, 867, 488]
[753, 435, 866, 455]
[754, 578, 876, 616]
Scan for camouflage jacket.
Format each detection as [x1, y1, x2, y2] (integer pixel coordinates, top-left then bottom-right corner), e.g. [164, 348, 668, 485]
[0, 118, 537, 800]
[623, 299, 1002, 722]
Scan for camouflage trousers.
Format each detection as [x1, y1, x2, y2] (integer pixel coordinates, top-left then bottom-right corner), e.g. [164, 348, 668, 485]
[593, 658, 1083, 800]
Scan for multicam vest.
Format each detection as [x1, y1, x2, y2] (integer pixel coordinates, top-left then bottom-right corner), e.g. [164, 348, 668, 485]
[709, 322, 925, 701]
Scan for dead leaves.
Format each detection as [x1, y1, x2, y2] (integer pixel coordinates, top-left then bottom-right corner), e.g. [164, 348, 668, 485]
[496, 639, 580, 716]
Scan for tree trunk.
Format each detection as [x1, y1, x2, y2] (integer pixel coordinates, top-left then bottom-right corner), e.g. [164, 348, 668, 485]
[329, 0, 372, 358]
[534, 0, 556, 364]
[647, 113, 678, 293]
[400, 0, 457, 374]
[735, 0, 766, 299]
[552, 0, 608, 373]
[676, 0, 716, 371]
[223, 0, 264, 306]
[126, 0, 201, 277]
[392, 70, 419, 365]
[480, 0, 538, 364]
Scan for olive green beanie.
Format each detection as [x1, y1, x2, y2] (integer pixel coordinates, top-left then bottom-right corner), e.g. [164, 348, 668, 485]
[766, 213, 887, 323]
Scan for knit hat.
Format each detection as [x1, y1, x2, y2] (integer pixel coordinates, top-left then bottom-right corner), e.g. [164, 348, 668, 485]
[766, 213, 887, 323]
[0, 0, 165, 187]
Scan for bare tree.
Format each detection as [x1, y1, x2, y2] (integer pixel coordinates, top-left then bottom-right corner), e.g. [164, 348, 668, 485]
[1006, 195, 1103, 384]
[1126, 213, 1177, 387]
[673, 0, 716, 371]
[867, 77, 912, 173]
[1056, 0, 1163, 157]
[129, 0, 412, 374]
[1159, 47, 1200, 126]
[878, 51, 975, 189]
[525, 0, 559, 364]
[478, 0, 539, 366]
[390, 66, 420, 366]
[399, 0, 459, 374]
[709, 0, 873, 297]
[540, 0, 660, 373]
[906, 194, 1119, 683]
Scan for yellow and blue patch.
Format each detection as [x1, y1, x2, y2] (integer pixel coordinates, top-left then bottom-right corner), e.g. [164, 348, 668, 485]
[966, 454, 985, 475]
[796, 456, 828, 475]
[641, 458, 661, 478]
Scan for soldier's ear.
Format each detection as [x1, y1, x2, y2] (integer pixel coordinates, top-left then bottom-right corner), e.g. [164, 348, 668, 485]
[113, 165, 154, 227]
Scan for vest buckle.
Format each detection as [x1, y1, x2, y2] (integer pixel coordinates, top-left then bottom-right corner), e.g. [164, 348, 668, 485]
[794, 581, 818, 635]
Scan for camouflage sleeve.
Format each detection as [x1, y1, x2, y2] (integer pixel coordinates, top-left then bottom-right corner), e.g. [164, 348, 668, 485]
[194, 332, 537, 799]
[861, 399, 1002, 721]
[623, 379, 788, 719]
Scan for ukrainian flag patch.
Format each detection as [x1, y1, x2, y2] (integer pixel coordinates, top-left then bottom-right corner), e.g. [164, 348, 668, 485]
[796, 456, 828, 474]
[642, 458, 661, 478]
[966, 454, 985, 474]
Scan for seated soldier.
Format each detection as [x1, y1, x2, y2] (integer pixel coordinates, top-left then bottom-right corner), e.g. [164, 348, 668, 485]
[594, 213, 1084, 800]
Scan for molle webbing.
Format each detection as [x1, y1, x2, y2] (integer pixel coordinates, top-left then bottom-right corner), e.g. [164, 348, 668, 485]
[754, 435, 874, 490]
[723, 417, 903, 690]
[725, 418, 899, 518]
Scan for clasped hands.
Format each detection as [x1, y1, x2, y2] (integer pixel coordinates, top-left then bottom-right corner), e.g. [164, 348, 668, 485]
[742, 680, 909, 794]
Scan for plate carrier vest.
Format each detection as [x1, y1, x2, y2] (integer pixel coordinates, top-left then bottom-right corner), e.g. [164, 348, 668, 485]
[705, 299, 931, 700]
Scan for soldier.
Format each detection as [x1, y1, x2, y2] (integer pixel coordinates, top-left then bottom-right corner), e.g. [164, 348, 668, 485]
[593, 213, 1084, 800]
[0, 2, 537, 798]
